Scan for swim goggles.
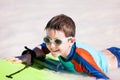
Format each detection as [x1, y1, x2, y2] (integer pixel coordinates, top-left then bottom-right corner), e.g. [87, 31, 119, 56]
[43, 36, 72, 45]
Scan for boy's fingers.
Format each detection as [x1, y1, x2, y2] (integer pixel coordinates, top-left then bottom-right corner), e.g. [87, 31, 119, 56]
[6, 57, 22, 63]
[13, 60, 22, 64]
[6, 57, 15, 61]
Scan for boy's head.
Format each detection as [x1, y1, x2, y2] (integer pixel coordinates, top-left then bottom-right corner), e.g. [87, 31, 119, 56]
[44, 14, 76, 58]
[45, 14, 76, 37]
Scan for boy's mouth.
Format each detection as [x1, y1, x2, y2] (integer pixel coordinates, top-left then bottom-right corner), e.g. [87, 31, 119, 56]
[51, 50, 60, 57]
[52, 50, 59, 52]
[51, 49, 60, 52]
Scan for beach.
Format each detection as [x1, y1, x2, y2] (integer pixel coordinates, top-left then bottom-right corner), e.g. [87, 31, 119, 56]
[0, 0, 120, 80]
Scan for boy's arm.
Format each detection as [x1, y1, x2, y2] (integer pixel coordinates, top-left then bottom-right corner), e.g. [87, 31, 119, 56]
[33, 46, 46, 59]
[23, 43, 50, 64]
[22, 44, 50, 65]
[6, 43, 50, 66]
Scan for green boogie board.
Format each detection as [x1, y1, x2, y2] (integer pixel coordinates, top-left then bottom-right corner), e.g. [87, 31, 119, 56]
[0, 55, 75, 80]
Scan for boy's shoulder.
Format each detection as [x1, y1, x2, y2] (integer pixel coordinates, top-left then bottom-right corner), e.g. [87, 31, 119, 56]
[75, 40, 102, 55]
[75, 40, 92, 49]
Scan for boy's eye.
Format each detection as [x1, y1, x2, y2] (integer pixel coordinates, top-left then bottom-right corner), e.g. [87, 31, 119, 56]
[43, 37, 50, 43]
[55, 39, 62, 44]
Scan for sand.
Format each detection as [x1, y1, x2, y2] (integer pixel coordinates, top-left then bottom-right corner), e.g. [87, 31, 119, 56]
[0, 0, 120, 80]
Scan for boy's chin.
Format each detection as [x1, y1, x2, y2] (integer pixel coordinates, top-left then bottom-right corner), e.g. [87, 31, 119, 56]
[51, 53, 60, 57]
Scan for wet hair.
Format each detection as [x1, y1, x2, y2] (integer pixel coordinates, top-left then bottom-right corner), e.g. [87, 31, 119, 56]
[45, 14, 76, 37]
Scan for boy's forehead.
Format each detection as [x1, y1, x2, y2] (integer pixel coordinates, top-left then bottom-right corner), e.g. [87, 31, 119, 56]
[46, 29, 66, 38]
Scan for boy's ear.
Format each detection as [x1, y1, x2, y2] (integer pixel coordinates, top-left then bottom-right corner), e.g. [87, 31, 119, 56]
[69, 37, 75, 45]
[71, 37, 75, 43]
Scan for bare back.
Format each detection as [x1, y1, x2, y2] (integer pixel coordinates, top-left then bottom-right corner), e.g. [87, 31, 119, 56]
[102, 50, 118, 70]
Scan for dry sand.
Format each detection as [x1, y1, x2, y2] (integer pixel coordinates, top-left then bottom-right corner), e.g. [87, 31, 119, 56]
[0, 0, 120, 80]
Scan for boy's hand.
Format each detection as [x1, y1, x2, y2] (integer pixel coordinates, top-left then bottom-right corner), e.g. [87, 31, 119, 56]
[6, 53, 32, 66]
[6, 57, 22, 64]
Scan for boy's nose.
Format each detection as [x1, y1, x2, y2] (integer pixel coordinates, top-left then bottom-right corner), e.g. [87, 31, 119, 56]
[50, 42, 56, 48]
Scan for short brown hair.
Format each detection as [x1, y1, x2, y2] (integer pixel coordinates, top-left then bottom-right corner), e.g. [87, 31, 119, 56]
[45, 14, 76, 37]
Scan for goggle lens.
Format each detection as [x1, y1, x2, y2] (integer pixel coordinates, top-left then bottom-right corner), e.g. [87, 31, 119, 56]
[54, 39, 62, 44]
[43, 37, 50, 43]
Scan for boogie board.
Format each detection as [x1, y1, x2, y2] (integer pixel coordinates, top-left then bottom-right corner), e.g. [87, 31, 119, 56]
[0, 55, 83, 80]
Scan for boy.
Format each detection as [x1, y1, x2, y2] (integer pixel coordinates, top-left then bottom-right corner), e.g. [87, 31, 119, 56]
[7, 14, 120, 79]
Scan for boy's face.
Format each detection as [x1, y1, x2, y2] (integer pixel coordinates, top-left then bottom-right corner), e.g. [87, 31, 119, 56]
[45, 29, 75, 58]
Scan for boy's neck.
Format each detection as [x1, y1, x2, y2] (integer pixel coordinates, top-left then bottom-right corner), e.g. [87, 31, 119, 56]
[61, 43, 74, 59]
